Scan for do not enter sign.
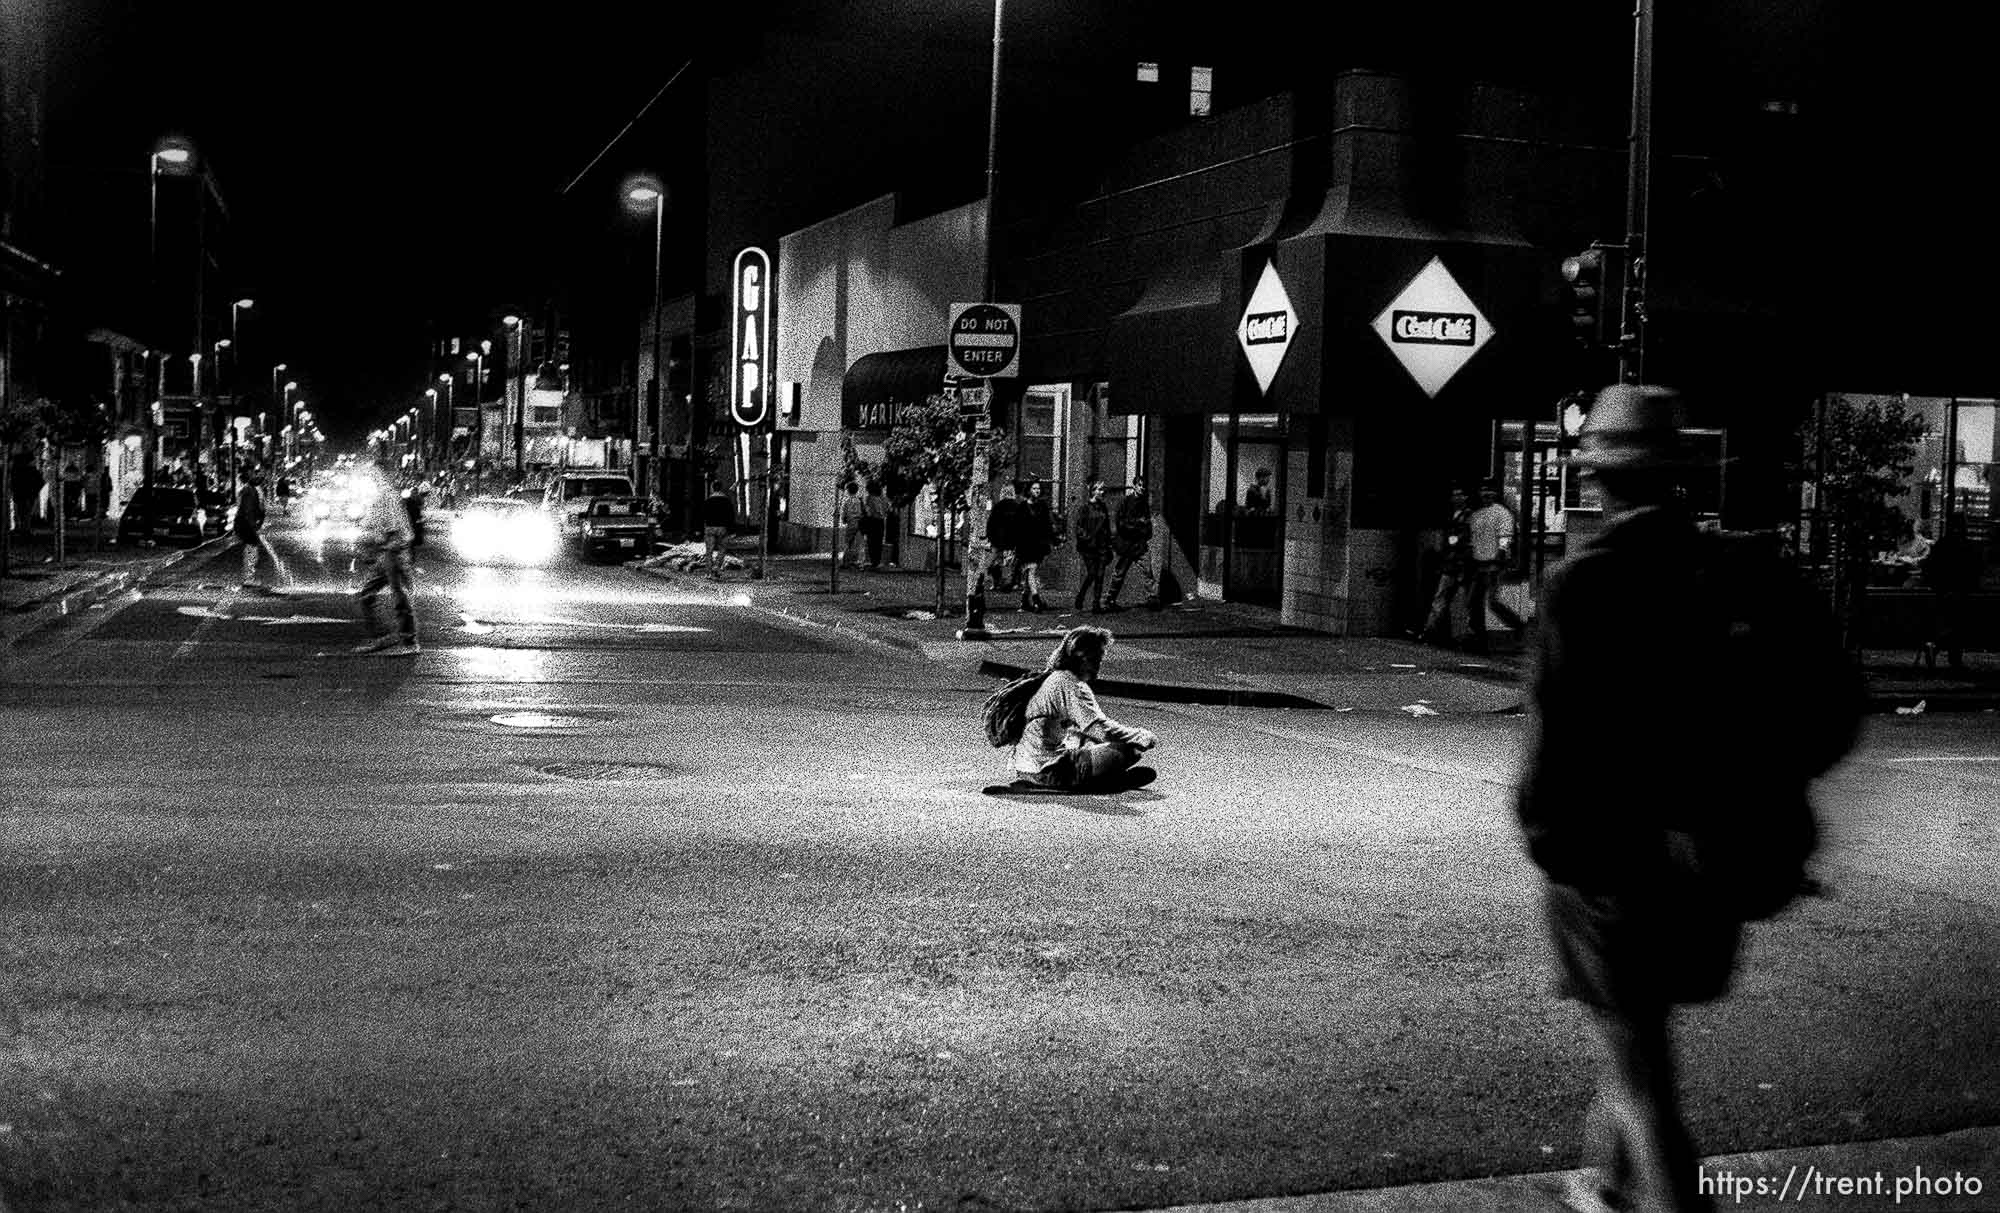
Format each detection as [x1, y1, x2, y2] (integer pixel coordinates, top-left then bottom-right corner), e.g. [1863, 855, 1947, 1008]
[947, 302, 1021, 380]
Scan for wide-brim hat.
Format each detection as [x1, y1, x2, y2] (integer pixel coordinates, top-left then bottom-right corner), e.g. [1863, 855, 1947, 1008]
[1569, 383, 1699, 471]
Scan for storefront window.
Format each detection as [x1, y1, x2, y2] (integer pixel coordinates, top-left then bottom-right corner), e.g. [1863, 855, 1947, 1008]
[1825, 394, 1998, 590]
[1017, 387, 1066, 502]
[1084, 384, 1145, 491]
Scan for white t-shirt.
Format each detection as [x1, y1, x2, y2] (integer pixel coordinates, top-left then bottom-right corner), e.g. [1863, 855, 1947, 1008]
[1469, 502, 1514, 563]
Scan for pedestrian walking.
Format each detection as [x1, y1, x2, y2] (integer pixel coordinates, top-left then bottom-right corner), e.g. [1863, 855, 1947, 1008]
[350, 457, 419, 656]
[1103, 475, 1157, 611]
[839, 480, 865, 567]
[9, 451, 43, 537]
[1419, 487, 1473, 644]
[1006, 625, 1158, 791]
[1014, 480, 1056, 613]
[703, 480, 735, 579]
[1464, 478, 1524, 651]
[860, 480, 891, 570]
[1516, 384, 1860, 1213]
[1922, 516, 1980, 671]
[1071, 480, 1112, 612]
[275, 473, 294, 516]
[233, 466, 286, 593]
[60, 461, 85, 520]
[986, 483, 1021, 590]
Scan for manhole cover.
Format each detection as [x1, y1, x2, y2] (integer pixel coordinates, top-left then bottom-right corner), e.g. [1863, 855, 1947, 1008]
[534, 761, 683, 782]
[491, 712, 593, 729]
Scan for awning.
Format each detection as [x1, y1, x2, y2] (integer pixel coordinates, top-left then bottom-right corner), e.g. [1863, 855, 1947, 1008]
[842, 346, 949, 430]
[1106, 260, 1228, 414]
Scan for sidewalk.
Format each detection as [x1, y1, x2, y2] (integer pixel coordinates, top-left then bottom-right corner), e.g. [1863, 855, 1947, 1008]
[638, 550, 2000, 714]
[0, 525, 206, 653]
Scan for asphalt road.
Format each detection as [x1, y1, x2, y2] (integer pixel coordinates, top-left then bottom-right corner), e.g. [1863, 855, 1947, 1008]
[0, 513, 1994, 1212]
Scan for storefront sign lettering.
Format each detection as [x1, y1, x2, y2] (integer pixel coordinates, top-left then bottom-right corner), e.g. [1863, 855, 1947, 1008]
[1391, 311, 1476, 345]
[731, 247, 772, 428]
[1244, 311, 1290, 344]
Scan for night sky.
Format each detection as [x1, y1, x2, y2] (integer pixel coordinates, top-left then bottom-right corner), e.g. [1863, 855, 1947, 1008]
[34, 0, 1986, 441]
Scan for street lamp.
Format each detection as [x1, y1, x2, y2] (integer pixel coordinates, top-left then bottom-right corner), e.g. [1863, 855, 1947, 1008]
[504, 314, 524, 475]
[466, 349, 487, 493]
[424, 387, 438, 473]
[624, 173, 666, 502]
[437, 372, 455, 473]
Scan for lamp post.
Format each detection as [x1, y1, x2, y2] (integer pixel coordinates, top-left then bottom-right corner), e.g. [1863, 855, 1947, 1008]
[270, 363, 286, 462]
[624, 174, 666, 502]
[214, 340, 237, 490]
[468, 349, 486, 495]
[504, 315, 525, 476]
[424, 388, 438, 474]
[283, 379, 298, 463]
[437, 372, 455, 474]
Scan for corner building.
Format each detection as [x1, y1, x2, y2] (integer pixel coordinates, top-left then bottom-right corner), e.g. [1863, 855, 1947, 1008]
[1002, 70, 1730, 634]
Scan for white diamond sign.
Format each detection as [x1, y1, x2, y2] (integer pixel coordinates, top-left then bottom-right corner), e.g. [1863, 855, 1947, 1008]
[1372, 256, 1495, 398]
[1236, 261, 1298, 395]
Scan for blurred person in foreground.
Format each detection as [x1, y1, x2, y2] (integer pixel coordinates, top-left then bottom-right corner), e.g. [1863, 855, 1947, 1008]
[1517, 384, 1859, 1213]
[1011, 625, 1157, 791]
[350, 457, 420, 656]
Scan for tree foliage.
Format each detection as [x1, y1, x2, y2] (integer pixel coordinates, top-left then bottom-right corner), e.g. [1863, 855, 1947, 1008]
[1799, 393, 1928, 570]
[878, 392, 1014, 514]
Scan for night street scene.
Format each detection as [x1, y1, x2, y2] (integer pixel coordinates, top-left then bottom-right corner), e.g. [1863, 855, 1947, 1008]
[2, 1, 1998, 1211]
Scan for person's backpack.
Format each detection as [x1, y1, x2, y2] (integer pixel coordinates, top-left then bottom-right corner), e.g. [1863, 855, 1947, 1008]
[1687, 530, 1862, 919]
[982, 670, 1051, 747]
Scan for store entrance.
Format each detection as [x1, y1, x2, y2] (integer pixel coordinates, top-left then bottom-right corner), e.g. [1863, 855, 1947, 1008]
[1197, 413, 1285, 607]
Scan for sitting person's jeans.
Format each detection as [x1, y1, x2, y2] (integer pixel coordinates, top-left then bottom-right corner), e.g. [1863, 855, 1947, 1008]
[1027, 737, 1147, 790]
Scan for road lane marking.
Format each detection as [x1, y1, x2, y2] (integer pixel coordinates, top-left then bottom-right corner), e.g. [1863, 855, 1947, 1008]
[1884, 756, 2000, 764]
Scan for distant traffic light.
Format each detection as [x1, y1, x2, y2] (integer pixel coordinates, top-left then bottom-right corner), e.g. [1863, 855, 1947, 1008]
[1560, 244, 1622, 348]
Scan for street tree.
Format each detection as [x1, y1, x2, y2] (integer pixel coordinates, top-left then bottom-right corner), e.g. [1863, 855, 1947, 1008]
[0, 394, 49, 576]
[879, 392, 1015, 613]
[1798, 393, 1928, 649]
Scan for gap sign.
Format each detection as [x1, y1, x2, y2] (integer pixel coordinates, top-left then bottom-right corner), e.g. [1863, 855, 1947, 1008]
[947, 302, 1021, 379]
[732, 247, 771, 428]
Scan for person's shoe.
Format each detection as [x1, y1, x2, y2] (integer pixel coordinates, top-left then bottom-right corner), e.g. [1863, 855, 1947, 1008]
[351, 635, 399, 654]
[368, 639, 421, 657]
[1102, 600, 1124, 613]
[1031, 595, 1048, 613]
[239, 581, 263, 592]
[1073, 590, 1086, 610]
[1556, 1170, 1627, 1213]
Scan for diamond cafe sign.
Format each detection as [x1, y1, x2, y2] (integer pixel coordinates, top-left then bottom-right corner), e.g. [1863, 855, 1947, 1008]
[1236, 260, 1298, 395]
[1371, 256, 1495, 397]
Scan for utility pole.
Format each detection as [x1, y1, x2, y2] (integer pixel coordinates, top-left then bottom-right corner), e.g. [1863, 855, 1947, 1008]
[1619, 0, 1655, 385]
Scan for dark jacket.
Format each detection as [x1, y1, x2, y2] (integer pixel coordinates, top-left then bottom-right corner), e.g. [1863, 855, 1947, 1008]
[1112, 491, 1152, 557]
[1015, 497, 1054, 564]
[1072, 498, 1111, 558]
[987, 496, 1021, 550]
[233, 483, 266, 539]
[703, 491, 735, 530]
[1517, 507, 1857, 906]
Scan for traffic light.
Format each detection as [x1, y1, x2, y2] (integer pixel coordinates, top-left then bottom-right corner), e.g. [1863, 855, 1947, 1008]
[1560, 244, 1622, 348]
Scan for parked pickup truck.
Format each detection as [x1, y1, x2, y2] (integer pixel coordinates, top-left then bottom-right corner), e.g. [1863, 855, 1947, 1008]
[542, 473, 658, 561]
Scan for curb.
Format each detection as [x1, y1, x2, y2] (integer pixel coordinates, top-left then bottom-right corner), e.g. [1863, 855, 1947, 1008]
[1, 545, 197, 653]
[634, 565, 928, 655]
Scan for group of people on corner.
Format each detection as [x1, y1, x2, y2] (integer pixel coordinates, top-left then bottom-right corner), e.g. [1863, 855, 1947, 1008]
[1418, 477, 1527, 653]
[6, 454, 117, 536]
[837, 478, 893, 572]
[969, 474, 1158, 614]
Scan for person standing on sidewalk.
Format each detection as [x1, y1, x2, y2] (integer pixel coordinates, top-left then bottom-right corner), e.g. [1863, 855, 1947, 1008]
[233, 466, 285, 593]
[9, 451, 42, 539]
[1419, 487, 1474, 644]
[1516, 384, 1858, 1213]
[350, 458, 419, 655]
[838, 480, 865, 567]
[1103, 475, 1157, 611]
[1071, 480, 1112, 613]
[861, 479, 892, 570]
[985, 482, 1021, 591]
[1464, 478, 1524, 652]
[1014, 479, 1056, 613]
[703, 480, 735, 579]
